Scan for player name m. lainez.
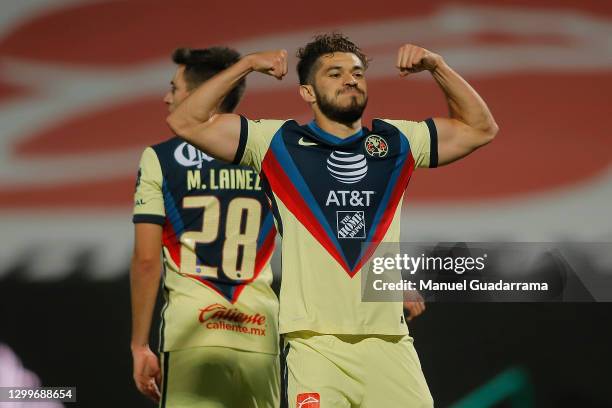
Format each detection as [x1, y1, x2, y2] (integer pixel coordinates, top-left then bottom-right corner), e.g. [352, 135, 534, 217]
[373, 279, 550, 291]
[187, 168, 262, 191]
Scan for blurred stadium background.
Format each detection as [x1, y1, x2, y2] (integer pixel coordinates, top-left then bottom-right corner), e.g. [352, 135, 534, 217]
[0, 0, 611, 406]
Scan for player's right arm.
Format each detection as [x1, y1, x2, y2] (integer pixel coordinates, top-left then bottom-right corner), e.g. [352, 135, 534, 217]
[166, 50, 288, 162]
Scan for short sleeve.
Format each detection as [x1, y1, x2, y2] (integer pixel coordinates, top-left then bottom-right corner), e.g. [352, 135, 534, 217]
[133, 147, 165, 225]
[235, 116, 287, 172]
[383, 118, 438, 168]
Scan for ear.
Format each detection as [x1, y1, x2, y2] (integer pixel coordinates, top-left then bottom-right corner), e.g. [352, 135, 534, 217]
[299, 84, 316, 104]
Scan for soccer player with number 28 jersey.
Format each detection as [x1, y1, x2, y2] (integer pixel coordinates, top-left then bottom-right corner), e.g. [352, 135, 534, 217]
[167, 34, 498, 407]
[130, 47, 279, 408]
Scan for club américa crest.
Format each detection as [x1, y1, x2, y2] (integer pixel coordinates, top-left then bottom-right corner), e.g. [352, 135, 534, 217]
[364, 134, 388, 158]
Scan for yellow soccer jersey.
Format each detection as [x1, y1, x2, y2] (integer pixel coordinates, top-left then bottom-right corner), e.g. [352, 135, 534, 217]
[237, 117, 437, 335]
[133, 137, 278, 354]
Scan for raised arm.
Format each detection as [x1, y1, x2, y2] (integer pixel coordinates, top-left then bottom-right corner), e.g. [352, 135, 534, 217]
[396, 44, 499, 166]
[167, 50, 288, 162]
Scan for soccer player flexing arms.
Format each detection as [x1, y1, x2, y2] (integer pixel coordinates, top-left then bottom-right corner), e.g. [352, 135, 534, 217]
[167, 34, 498, 407]
[130, 48, 279, 407]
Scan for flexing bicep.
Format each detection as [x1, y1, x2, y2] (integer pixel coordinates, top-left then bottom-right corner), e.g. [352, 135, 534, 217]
[434, 117, 495, 166]
[167, 113, 242, 163]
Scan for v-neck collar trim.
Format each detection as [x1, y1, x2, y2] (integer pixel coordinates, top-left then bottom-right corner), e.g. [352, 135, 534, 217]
[307, 120, 366, 146]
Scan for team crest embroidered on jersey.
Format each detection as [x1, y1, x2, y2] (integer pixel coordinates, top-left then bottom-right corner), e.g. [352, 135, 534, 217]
[297, 393, 320, 408]
[364, 134, 389, 157]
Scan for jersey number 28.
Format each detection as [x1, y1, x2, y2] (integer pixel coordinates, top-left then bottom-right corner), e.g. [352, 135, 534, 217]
[180, 196, 261, 282]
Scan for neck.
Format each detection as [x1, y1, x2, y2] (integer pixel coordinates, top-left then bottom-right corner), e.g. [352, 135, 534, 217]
[313, 110, 362, 138]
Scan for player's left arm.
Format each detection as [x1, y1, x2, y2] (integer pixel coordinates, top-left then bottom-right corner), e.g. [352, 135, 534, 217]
[396, 44, 499, 166]
[130, 148, 165, 402]
[130, 223, 163, 403]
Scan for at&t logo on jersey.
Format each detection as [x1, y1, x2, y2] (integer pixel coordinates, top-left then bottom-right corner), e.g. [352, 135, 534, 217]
[174, 142, 214, 168]
[326, 151, 368, 184]
[325, 190, 375, 207]
[297, 393, 320, 408]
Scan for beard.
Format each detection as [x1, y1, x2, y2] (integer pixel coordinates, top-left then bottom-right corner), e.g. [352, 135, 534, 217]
[315, 86, 368, 126]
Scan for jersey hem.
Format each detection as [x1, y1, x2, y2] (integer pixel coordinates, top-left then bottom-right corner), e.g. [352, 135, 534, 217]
[279, 324, 409, 336]
[160, 342, 279, 356]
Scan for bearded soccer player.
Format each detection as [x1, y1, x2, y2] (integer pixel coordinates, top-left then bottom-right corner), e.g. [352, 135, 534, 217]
[130, 47, 279, 408]
[167, 34, 498, 407]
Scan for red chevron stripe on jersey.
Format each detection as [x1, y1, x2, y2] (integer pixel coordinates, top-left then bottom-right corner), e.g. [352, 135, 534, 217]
[262, 150, 351, 274]
[162, 219, 181, 267]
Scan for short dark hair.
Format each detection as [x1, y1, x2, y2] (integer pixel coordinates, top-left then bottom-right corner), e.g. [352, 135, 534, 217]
[172, 46, 245, 113]
[296, 33, 369, 85]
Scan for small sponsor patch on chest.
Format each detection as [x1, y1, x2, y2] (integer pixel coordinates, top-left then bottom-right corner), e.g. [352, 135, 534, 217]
[336, 211, 366, 239]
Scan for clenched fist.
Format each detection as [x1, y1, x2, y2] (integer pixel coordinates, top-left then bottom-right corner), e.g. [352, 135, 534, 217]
[396, 44, 442, 76]
[245, 49, 288, 80]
